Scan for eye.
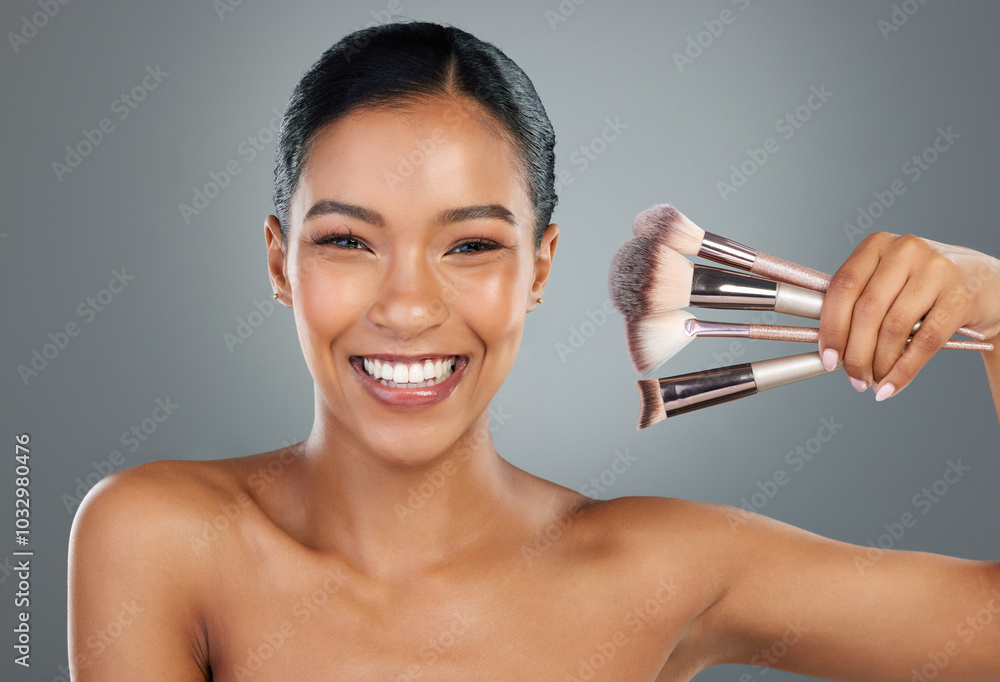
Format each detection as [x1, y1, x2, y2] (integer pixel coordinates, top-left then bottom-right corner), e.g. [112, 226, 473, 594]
[449, 237, 503, 255]
[312, 226, 368, 250]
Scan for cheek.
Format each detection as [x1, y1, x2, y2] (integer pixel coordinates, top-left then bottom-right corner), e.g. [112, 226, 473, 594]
[292, 257, 371, 346]
[451, 257, 531, 354]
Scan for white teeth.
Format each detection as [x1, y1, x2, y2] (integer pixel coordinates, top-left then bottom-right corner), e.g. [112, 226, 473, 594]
[361, 356, 457, 387]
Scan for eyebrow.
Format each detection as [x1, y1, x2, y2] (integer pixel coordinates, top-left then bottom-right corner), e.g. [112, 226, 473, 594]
[303, 200, 517, 228]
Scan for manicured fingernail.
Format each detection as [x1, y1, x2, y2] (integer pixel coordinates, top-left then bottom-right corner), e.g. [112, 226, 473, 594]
[822, 348, 839, 372]
[849, 376, 868, 392]
[875, 382, 895, 402]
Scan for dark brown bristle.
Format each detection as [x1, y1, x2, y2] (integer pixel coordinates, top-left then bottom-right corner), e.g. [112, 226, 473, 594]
[637, 380, 666, 429]
[608, 236, 658, 319]
[636, 204, 706, 255]
[608, 235, 693, 320]
[633, 203, 681, 236]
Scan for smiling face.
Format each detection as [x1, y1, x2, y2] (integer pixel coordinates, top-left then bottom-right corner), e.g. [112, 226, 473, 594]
[266, 96, 558, 467]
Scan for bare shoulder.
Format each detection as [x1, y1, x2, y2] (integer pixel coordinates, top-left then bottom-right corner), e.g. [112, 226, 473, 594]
[68, 459, 247, 679]
[72, 458, 240, 542]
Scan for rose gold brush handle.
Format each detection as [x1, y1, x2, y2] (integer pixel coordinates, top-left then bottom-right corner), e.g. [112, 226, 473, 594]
[747, 324, 994, 352]
[697, 233, 985, 340]
[746, 249, 985, 341]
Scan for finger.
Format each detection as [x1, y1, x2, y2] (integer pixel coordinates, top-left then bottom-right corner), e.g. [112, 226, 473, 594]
[873, 287, 969, 401]
[871, 272, 943, 383]
[819, 233, 893, 376]
[840, 253, 911, 389]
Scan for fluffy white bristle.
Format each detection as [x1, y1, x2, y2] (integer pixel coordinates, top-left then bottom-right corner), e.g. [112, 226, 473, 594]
[608, 235, 694, 319]
[625, 310, 696, 375]
[633, 203, 705, 255]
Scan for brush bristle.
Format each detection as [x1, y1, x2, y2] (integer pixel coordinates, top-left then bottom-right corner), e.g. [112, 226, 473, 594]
[633, 204, 705, 255]
[625, 311, 696, 375]
[608, 235, 694, 319]
[637, 380, 666, 429]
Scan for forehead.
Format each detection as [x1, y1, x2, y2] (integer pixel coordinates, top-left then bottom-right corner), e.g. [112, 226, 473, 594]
[290, 98, 533, 229]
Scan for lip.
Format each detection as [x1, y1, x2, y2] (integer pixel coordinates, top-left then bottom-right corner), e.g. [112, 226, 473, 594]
[350, 355, 468, 408]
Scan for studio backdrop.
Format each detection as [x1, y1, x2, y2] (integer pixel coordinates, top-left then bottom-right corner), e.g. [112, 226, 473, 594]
[2, 1, 998, 680]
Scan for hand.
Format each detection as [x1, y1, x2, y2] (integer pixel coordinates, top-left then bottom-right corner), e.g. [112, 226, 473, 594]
[817, 232, 1000, 401]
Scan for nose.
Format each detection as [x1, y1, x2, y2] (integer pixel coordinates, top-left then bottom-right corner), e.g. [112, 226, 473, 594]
[367, 249, 450, 340]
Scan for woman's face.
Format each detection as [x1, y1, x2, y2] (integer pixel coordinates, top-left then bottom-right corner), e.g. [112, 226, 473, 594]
[266, 97, 557, 466]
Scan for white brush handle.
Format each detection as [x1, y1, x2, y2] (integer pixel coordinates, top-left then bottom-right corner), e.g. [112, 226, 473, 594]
[773, 282, 825, 318]
[752, 351, 843, 392]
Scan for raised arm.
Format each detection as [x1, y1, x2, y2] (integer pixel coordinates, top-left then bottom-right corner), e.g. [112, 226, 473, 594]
[683, 503, 1000, 680]
[816, 232, 1000, 424]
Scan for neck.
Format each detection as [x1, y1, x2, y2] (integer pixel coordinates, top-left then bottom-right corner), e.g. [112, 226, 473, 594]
[289, 399, 519, 578]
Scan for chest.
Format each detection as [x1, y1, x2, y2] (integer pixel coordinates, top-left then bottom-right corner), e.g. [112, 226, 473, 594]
[203, 558, 695, 680]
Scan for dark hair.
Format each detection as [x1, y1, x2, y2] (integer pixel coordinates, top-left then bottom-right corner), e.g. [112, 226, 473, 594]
[273, 21, 557, 249]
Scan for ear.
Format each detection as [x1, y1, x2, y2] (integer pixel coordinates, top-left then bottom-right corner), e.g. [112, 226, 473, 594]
[265, 215, 291, 307]
[528, 223, 559, 312]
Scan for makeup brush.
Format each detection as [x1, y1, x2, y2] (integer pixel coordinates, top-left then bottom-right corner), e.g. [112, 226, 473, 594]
[632, 203, 986, 342]
[609, 236, 984, 340]
[609, 235, 826, 320]
[626, 310, 994, 376]
[634, 203, 832, 290]
[636, 351, 842, 429]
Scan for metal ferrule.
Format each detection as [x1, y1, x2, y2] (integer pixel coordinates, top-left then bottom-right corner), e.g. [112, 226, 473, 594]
[689, 264, 779, 310]
[658, 364, 758, 417]
[773, 282, 826, 319]
[699, 232, 759, 271]
[751, 351, 842, 393]
[683, 318, 752, 339]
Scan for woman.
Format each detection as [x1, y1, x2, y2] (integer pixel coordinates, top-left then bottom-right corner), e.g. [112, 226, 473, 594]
[68, 21, 1000, 681]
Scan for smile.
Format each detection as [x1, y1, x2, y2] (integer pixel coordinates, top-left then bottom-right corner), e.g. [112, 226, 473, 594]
[350, 354, 468, 409]
[360, 356, 457, 388]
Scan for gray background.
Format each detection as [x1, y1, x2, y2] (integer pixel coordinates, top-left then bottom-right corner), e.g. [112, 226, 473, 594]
[2, 0, 999, 679]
